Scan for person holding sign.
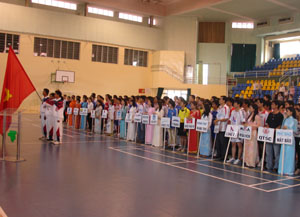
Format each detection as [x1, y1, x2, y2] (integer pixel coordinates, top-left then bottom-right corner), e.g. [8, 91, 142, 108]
[152, 100, 165, 147]
[136, 97, 146, 144]
[120, 99, 128, 139]
[199, 103, 212, 156]
[67, 95, 76, 127]
[145, 98, 155, 145]
[80, 95, 88, 130]
[188, 102, 201, 154]
[295, 109, 300, 175]
[166, 100, 177, 149]
[278, 107, 298, 175]
[106, 99, 115, 135]
[244, 104, 261, 167]
[177, 100, 190, 152]
[127, 99, 137, 141]
[87, 97, 94, 131]
[74, 96, 81, 129]
[226, 99, 245, 165]
[265, 101, 284, 172]
[94, 100, 103, 134]
[215, 96, 230, 160]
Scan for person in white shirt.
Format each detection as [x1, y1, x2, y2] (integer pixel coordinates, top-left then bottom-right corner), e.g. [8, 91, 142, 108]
[87, 97, 94, 131]
[214, 96, 230, 160]
[45, 93, 55, 141]
[39, 88, 49, 140]
[226, 99, 246, 165]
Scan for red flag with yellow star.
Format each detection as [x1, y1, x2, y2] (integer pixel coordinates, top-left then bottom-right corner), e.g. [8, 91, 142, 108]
[0, 47, 36, 134]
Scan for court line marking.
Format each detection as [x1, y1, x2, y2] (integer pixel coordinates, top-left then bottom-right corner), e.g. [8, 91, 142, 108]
[266, 183, 300, 192]
[248, 176, 300, 187]
[108, 147, 269, 192]
[121, 139, 290, 179]
[124, 147, 278, 183]
[21, 140, 120, 145]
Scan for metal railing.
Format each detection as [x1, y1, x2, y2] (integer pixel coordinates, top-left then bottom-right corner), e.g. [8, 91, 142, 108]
[151, 65, 185, 83]
[233, 67, 300, 79]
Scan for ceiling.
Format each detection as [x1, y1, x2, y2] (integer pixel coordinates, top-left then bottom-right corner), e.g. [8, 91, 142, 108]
[79, 0, 300, 21]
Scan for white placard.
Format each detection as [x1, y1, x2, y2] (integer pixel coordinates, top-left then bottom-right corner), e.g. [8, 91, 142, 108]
[80, 108, 88, 116]
[171, 116, 180, 128]
[67, 107, 72, 115]
[196, 119, 208, 132]
[184, 118, 195, 130]
[238, 125, 252, 140]
[161, 117, 170, 128]
[102, 110, 108, 119]
[134, 114, 142, 123]
[257, 127, 274, 143]
[142, 115, 150, 124]
[125, 113, 132, 123]
[214, 124, 220, 134]
[150, 114, 158, 125]
[275, 129, 293, 145]
[225, 125, 239, 138]
[91, 110, 96, 119]
[116, 110, 122, 120]
[73, 108, 79, 116]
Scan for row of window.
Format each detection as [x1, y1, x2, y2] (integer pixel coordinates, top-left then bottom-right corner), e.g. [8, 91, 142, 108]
[0, 33, 20, 53]
[0, 34, 148, 67]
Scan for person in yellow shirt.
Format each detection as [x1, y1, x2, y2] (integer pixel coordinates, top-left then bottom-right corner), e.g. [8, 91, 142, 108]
[177, 100, 190, 152]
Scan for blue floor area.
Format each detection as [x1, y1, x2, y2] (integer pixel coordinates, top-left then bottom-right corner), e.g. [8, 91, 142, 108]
[1, 114, 300, 217]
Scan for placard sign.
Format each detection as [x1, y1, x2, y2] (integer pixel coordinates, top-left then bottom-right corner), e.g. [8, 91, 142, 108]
[238, 125, 252, 140]
[225, 125, 239, 138]
[67, 107, 72, 115]
[125, 113, 132, 123]
[80, 108, 88, 116]
[171, 116, 180, 128]
[184, 118, 195, 130]
[116, 110, 122, 120]
[150, 114, 158, 125]
[196, 120, 209, 132]
[275, 129, 293, 145]
[257, 127, 274, 143]
[102, 110, 108, 119]
[134, 114, 142, 123]
[214, 124, 220, 134]
[91, 110, 96, 119]
[161, 117, 170, 128]
[142, 115, 149, 124]
[73, 108, 79, 116]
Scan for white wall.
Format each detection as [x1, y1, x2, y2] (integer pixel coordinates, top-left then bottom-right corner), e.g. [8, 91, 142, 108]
[162, 16, 198, 67]
[0, 2, 163, 51]
[197, 43, 227, 84]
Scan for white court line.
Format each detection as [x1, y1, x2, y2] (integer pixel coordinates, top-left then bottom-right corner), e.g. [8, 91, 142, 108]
[266, 183, 300, 193]
[108, 147, 269, 192]
[22, 140, 120, 145]
[249, 176, 300, 187]
[129, 147, 273, 183]
[168, 160, 209, 165]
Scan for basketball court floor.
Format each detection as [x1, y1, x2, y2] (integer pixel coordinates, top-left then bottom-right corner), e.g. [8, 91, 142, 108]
[1, 114, 300, 217]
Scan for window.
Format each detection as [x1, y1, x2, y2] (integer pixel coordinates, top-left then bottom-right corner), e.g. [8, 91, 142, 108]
[202, 64, 208, 85]
[34, 37, 80, 60]
[0, 32, 20, 54]
[280, 41, 300, 58]
[162, 89, 187, 100]
[88, 7, 114, 17]
[232, 22, 254, 29]
[119, 13, 143, 23]
[124, 49, 148, 67]
[92, 45, 118, 64]
[148, 18, 157, 25]
[31, 0, 77, 10]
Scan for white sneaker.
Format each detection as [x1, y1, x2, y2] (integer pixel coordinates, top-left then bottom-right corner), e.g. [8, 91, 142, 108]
[53, 141, 61, 145]
[226, 158, 235, 163]
[233, 159, 241, 165]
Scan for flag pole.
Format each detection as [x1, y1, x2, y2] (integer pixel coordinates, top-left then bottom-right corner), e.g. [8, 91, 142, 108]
[35, 90, 42, 101]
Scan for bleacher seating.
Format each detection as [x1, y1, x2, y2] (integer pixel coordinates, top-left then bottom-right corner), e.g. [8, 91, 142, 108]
[234, 54, 300, 78]
[232, 79, 300, 103]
